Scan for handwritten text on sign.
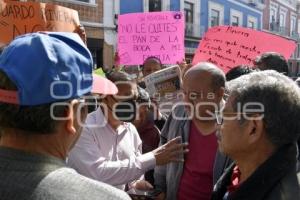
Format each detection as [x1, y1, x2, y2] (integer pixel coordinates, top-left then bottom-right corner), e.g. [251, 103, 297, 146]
[0, 1, 79, 44]
[118, 11, 184, 65]
[192, 26, 296, 72]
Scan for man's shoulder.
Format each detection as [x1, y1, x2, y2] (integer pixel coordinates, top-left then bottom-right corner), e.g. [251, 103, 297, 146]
[36, 167, 130, 200]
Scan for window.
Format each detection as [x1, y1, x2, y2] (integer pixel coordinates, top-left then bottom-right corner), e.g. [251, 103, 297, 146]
[248, 21, 255, 29]
[211, 9, 220, 27]
[149, 0, 161, 12]
[269, 3, 278, 31]
[247, 16, 257, 29]
[279, 13, 285, 27]
[183, 0, 201, 38]
[230, 9, 242, 27]
[290, 16, 297, 35]
[184, 2, 194, 24]
[231, 16, 239, 26]
[279, 8, 287, 30]
[270, 8, 276, 23]
[208, 1, 223, 28]
[184, 1, 194, 36]
[270, 9, 276, 31]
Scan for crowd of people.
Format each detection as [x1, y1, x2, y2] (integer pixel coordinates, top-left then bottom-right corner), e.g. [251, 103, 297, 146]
[0, 28, 299, 200]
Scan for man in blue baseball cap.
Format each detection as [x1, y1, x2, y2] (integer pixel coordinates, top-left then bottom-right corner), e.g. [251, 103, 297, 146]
[0, 32, 129, 200]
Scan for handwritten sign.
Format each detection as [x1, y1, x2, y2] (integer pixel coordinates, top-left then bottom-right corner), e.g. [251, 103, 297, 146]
[118, 11, 185, 65]
[192, 26, 297, 72]
[0, 1, 80, 44]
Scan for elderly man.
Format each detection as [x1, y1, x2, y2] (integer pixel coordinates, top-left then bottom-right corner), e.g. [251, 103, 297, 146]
[68, 71, 188, 191]
[154, 62, 231, 200]
[0, 32, 130, 200]
[212, 70, 300, 200]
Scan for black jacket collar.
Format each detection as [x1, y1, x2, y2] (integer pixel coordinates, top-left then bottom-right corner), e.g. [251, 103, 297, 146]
[211, 143, 298, 200]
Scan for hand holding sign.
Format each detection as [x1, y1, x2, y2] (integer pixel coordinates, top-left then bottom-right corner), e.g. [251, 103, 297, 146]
[192, 26, 296, 73]
[118, 11, 185, 65]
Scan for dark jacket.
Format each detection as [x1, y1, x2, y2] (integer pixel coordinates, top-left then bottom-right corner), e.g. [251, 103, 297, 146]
[211, 143, 300, 200]
[154, 105, 232, 200]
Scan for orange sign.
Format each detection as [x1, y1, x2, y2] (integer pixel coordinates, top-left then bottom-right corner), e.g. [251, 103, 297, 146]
[0, 0, 80, 44]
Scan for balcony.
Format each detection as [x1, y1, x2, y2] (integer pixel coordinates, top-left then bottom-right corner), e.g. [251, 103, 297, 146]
[291, 31, 300, 41]
[269, 22, 290, 37]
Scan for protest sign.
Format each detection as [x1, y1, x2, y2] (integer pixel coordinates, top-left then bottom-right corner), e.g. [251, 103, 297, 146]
[118, 11, 185, 65]
[0, 0, 79, 44]
[192, 26, 297, 72]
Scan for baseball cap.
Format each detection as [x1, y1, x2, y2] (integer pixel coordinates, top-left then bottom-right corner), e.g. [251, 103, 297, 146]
[0, 32, 117, 105]
[92, 74, 118, 95]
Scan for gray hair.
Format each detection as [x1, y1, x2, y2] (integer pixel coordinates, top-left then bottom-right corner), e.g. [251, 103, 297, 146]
[227, 70, 300, 147]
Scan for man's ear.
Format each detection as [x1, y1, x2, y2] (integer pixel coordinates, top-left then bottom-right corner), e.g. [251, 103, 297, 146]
[246, 114, 264, 145]
[65, 99, 78, 135]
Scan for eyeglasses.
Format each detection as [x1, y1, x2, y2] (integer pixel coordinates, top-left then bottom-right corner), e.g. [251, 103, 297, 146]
[215, 111, 263, 125]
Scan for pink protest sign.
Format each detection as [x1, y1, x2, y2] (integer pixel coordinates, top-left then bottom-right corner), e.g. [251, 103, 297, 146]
[118, 11, 184, 65]
[192, 26, 297, 73]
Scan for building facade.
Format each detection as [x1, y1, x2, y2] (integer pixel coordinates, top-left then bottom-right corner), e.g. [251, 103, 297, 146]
[184, 0, 264, 61]
[262, 0, 300, 77]
[35, 0, 115, 69]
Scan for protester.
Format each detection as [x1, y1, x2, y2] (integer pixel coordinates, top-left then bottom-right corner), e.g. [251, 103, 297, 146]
[0, 32, 130, 200]
[134, 87, 160, 154]
[133, 86, 161, 185]
[68, 71, 188, 191]
[212, 70, 300, 200]
[154, 62, 231, 200]
[253, 52, 289, 75]
[139, 56, 168, 130]
[141, 56, 163, 78]
[225, 65, 256, 81]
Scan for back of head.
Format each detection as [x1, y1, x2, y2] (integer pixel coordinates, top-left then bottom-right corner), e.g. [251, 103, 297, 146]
[0, 32, 93, 134]
[227, 70, 300, 147]
[254, 52, 289, 75]
[226, 65, 256, 81]
[184, 62, 226, 91]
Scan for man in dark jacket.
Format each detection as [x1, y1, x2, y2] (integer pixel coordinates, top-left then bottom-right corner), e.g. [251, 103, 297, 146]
[212, 70, 300, 200]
